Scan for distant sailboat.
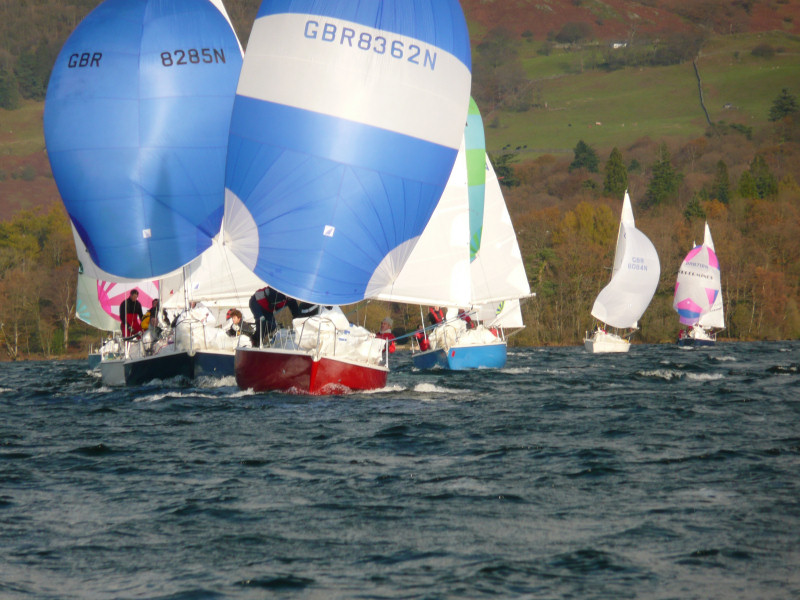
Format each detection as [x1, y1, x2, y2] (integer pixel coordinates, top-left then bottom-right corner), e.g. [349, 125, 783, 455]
[45, 0, 251, 385]
[370, 99, 532, 370]
[584, 190, 660, 353]
[674, 222, 724, 346]
[223, 0, 472, 393]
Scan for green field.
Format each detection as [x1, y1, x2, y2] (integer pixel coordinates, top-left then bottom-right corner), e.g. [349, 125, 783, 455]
[488, 32, 800, 158]
[0, 100, 46, 157]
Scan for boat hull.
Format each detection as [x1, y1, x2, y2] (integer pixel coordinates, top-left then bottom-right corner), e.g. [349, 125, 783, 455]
[100, 351, 194, 386]
[87, 352, 101, 370]
[412, 342, 507, 370]
[194, 350, 236, 378]
[677, 326, 716, 347]
[235, 347, 388, 395]
[584, 331, 630, 353]
[677, 337, 716, 347]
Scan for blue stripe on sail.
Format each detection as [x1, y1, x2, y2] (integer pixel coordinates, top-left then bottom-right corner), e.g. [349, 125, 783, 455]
[44, 0, 241, 279]
[226, 98, 458, 305]
[258, 0, 471, 70]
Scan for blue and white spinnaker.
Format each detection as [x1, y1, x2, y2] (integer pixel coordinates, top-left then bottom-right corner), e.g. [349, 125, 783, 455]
[223, 0, 472, 305]
[45, 0, 243, 280]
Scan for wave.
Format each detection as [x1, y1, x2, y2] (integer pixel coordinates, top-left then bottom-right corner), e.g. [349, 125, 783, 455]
[636, 369, 724, 381]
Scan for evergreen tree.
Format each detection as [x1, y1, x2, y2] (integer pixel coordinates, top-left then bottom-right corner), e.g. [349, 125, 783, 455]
[643, 144, 680, 208]
[0, 67, 21, 110]
[683, 193, 706, 220]
[711, 160, 730, 204]
[602, 147, 628, 197]
[14, 45, 48, 100]
[749, 154, 778, 198]
[492, 153, 520, 188]
[569, 139, 599, 173]
[738, 170, 757, 199]
[768, 88, 799, 122]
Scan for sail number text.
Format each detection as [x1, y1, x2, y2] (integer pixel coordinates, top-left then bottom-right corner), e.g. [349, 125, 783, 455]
[304, 20, 438, 71]
[627, 257, 649, 271]
[67, 49, 227, 69]
[160, 48, 227, 67]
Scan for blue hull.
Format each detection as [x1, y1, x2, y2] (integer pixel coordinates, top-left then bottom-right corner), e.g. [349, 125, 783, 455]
[100, 351, 235, 386]
[412, 343, 507, 370]
[87, 352, 101, 370]
[194, 351, 235, 378]
[677, 338, 716, 347]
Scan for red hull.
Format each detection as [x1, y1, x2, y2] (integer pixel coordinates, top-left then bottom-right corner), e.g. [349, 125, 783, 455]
[235, 347, 388, 395]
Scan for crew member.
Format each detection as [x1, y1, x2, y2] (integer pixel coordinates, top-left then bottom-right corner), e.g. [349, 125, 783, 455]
[249, 286, 291, 343]
[119, 289, 144, 337]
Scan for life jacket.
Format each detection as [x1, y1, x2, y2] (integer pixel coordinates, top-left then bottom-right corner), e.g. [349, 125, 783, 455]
[254, 287, 288, 313]
[428, 307, 445, 324]
[376, 331, 396, 353]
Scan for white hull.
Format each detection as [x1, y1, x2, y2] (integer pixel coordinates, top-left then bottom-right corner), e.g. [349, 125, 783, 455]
[678, 325, 717, 346]
[584, 330, 630, 353]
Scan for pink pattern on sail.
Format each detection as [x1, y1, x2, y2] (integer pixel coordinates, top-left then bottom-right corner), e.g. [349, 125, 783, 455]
[706, 288, 718, 306]
[676, 297, 703, 325]
[707, 247, 719, 270]
[96, 281, 158, 322]
[685, 247, 703, 262]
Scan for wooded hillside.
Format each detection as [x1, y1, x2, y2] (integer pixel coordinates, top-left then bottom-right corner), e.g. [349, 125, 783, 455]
[1, 0, 799, 358]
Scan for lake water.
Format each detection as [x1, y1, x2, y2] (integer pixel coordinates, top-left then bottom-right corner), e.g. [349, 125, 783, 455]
[1, 341, 799, 599]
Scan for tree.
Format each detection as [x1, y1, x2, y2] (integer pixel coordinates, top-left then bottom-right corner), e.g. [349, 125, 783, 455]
[738, 170, 757, 199]
[603, 147, 628, 197]
[0, 67, 21, 110]
[753, 155, 778, 198]
[683, 193, 706, 220]
[554, 22, 593, 45]
[569, 140, 599, 173]
[492, 152, 520, 188]
[768, 88, 798, 122]
[711, 160, 730, 204]
[472, 28, 532, 112]
[643, 143, 681, 208]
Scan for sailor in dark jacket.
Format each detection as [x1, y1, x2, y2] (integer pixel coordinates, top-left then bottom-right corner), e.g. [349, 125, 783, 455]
[119, 289, 144, 337]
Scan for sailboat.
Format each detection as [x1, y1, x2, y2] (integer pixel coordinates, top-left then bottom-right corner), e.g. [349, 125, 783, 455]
[370, 98, 532, 370]
[674, 222, 724, 346]
[45, 0, 249, 385]
[584, 190, 661, 353]
[223, 1, 473, 393]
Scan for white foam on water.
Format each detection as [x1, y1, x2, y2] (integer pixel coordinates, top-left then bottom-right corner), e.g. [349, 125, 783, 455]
[638, 369, 684, 381]
[501, 367, 534, 374]
[361, 384, 407, 394]
[194, 375, 238, 388]
[713, 355, 737, 362]
[686, 372, 725, 382]
[413, 382, 459, 395]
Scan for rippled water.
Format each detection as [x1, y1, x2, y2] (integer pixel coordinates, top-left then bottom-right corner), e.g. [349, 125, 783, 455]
[1, 341, 799, 599]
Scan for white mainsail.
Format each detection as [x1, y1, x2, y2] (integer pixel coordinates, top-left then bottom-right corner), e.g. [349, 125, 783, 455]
[367, 136, 472, 307]
[697, 223, 725, 329]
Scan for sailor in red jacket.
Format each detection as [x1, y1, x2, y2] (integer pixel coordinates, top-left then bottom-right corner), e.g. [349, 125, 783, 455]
[458, 308, 476, 329]
[375, 317, 396, 354]
[427, 305, 446, 327]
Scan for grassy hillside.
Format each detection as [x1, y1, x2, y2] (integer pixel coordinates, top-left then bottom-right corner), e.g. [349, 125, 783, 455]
[487, 32, 800, 158]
